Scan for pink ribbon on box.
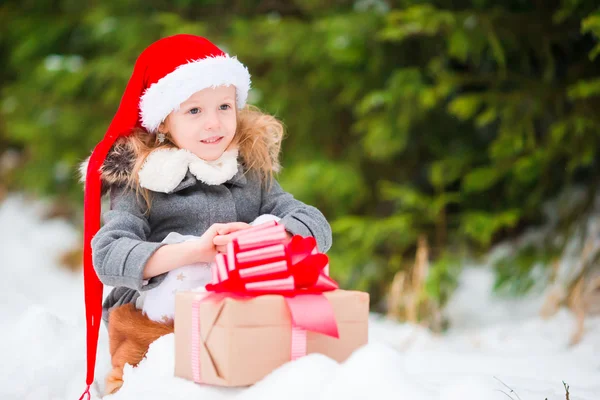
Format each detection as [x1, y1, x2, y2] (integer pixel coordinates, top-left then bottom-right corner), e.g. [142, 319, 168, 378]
[191, 300, 202, 383]
[190, 221, 339, 383]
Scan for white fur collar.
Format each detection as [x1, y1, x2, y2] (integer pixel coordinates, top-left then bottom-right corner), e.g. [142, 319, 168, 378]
[138, 148, 239, 193]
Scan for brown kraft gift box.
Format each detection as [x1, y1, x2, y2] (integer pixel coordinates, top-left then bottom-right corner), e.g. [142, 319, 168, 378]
[174, 289, 369, 386]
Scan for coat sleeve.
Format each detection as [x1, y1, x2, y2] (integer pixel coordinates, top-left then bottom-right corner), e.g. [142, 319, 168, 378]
[91, 186, 167, 291]
[260, 178, 333, 253]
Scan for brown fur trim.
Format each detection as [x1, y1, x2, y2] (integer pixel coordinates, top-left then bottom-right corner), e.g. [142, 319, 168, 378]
[78, 137, 136, 193]
[101, 138, 136, 188]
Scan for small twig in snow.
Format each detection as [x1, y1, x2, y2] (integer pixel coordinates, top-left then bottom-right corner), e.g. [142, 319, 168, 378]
[563, 381, 570, 400]
[495, 389, 516, 400]
[494, 376, 522, 400]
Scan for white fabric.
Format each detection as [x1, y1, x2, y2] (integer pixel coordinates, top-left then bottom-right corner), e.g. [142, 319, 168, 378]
[138, 148, 239, 193]
[138, 214, 281, 322]
[139, 55, 251, 133]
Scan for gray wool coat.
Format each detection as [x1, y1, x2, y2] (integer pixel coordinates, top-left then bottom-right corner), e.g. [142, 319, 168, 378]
[91, 166, 332, 325]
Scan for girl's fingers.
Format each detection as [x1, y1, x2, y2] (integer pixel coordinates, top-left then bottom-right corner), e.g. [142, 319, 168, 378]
[212, 222, 253, 247]
[213, 233, 239, 246]
[207, 223, 226, 236]
[216, 222, 251, 236]
[213, 235, 231, 246]
[216, 244, 228, 253]
[213, 229, 251, 246]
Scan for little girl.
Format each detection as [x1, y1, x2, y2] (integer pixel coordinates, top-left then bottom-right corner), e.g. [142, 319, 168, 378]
[79, 34, 332, 397]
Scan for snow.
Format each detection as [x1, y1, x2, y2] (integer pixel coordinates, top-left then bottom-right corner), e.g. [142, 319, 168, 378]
[1, 193, 599, 400]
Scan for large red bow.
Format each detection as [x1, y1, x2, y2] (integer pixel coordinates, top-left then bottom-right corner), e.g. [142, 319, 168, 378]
[205, 220, 338, 295]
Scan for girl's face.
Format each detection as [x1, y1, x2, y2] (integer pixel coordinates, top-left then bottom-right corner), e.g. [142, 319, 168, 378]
[159, 85, 237, 161]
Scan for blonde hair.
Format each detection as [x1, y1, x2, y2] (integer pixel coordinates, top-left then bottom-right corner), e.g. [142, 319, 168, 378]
[122, 104, 284, 212]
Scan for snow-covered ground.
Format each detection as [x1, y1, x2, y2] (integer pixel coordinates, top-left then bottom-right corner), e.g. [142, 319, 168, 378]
[1, 193, 599, 400]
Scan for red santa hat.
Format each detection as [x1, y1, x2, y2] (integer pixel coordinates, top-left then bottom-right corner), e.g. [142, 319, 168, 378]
[79, 34, 251, 399]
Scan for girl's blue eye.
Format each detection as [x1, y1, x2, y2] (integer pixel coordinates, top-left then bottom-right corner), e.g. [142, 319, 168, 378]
[189, 108, 200, 115]
[220, 104, 231, 110]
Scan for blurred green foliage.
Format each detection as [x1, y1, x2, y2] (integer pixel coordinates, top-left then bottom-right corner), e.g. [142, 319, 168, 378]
[1, 0, 599, 311]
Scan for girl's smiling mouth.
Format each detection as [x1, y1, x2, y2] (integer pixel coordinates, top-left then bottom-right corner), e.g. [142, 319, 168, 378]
[200, 136, 223, 144]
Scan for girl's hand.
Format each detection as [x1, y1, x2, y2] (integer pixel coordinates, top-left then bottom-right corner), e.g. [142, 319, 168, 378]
[285, 231, 293, 243]
[212, 222, 252, 253]
[144, 222, 256, 278]
[193, 222, 251, 262]
[213, 226, 294, 253]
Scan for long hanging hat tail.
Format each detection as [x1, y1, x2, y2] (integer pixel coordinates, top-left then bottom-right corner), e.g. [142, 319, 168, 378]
[79, 53, 147, 399]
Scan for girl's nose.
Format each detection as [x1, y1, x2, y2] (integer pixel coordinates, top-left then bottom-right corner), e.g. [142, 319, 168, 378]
[203, 110, 220, 131]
